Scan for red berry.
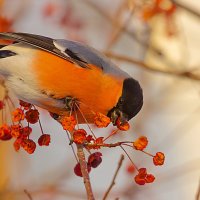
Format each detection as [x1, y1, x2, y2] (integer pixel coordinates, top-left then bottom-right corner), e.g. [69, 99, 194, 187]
[88, 152, 102, 168]
[74, 163, 91, 177]
[38, 134, 51, 146]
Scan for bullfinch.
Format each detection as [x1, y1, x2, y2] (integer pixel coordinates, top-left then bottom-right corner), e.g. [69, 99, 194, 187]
[0, 32, 143, 125]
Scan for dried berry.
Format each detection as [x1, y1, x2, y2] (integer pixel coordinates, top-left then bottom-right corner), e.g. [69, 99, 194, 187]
[25, 109, 39, 124]
[21, 139, 36, 154]
[73, 129, 87, 144]
[74, 163, 91, 177]
[38, 134, 51, 146]
[88, 152, 102, 168]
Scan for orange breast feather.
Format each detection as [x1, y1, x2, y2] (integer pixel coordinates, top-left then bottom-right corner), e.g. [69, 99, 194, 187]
[33, 50, 123, 121]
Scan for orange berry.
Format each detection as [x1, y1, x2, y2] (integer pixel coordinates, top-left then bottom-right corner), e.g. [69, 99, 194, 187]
[133, 136, 148, 151]
[60, 115, 76, 131]
[145, 174, 155, 183]
[13, 138, 22, 152]
[21, 139, 36, 154]
[116, 118, 130, 131]
[134, 168, 155, 185]
[73, 129, 87, 144]
[153, 152, 165, 166]
[134, 174, 146, 185]
[126, 164, 135, 174]
[0, 124, 12, 141]
[10, 124, 22, 138]
[12, 108, 25, 122]
[20, 126, 32, 138]
[94, 112, 110, 128]
[95, 137, 104, 145]
[92, 137, 104, 149]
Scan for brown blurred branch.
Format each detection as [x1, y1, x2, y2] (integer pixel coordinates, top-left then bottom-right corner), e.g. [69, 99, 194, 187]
[105, 52, 200, 81]
[24, 189, 33, 200]
[107, 1, 135, 49]
[173, 0, 200, 19]
[196, 179, 200, 200]
[84, 0, 177, 68]
[102, 155, 124, 200]
[76, 145, 94, 200]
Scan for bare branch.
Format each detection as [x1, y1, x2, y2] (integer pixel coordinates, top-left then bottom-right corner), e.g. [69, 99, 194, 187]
[106, 2, 135, 49]
[102, 155, 124, 200]
[83, 0, 176, 68]
[24, 189, 33, 200]
[105, 52, 200, 81]
[196, 179, 200, 200]
[76, 144, 95, 200]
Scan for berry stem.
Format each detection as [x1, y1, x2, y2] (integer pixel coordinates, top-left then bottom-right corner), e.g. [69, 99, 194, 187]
[75, 102, 96, 139]
[66, 130, 79, 162]
[141, 150, 154, 157]
[38, 118, 44, 135]
[103, 129, 119, 142]
[120, 145, 139, 171]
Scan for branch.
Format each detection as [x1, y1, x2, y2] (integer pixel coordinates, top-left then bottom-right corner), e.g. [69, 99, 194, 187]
[173, 0, 200, 19]
[196, 179, 200, 200]
[106, 4, 135, 49]
[76, 144, 94, 200]
[105, 52, 200, 81]
[102, 155, 124, 200]
[24, 189, 33, 200]
[83, 0, 176, 68]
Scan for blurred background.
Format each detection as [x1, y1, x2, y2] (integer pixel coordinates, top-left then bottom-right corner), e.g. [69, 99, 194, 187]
[0, 0, 200, 199]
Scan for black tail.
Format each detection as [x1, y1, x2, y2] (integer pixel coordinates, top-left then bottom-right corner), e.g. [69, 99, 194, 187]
[0, 50, 16, 58]
[0, 45, 6, 49]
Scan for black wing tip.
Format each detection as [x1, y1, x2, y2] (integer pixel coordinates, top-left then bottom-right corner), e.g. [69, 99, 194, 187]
[0, 50, 17, 58]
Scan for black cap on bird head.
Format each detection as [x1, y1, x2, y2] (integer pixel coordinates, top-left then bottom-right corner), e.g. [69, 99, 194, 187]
[107, 78, 143, 125]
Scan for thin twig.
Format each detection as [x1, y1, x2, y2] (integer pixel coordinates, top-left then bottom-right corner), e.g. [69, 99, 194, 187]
[106, 1, 135, 49]
[76, 144, 94, 200]
[66, 130, 78, 162]
[102, 154, 124, 200]
[196, 179, 200, 200]
[24, 189, 33, 200]
[83, 0, 176, 68]
[105, 52, 200, 81]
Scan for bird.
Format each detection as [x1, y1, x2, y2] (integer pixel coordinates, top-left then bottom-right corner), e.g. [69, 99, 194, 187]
[0, 32, 143, 125]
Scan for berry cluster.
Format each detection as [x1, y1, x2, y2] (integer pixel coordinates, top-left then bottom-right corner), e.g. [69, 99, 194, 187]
[0, 100, 50, 154]
[58, 110, 165, 185]
[0, 99, 165, 185]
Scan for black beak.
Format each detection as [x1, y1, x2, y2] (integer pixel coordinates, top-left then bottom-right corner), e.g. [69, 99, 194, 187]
[110, 109, 128, 125]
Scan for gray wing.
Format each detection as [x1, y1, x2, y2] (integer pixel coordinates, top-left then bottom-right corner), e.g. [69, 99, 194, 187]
[53, 39, 130, 77]
[0, 32, 90, 68]
[0, 32, 127, 76]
